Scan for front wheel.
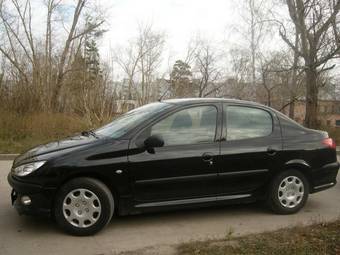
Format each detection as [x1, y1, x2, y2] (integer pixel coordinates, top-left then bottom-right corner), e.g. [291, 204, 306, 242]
[54, 177, 114, 236]
[267, 169, 309, 214]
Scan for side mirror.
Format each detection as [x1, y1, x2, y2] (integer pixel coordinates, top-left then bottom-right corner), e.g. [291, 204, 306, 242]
[144, 135, 164, 150]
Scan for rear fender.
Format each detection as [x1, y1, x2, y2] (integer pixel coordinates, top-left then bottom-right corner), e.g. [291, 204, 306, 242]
[284, 159, 312, 188]
[285, 159, 311, 169]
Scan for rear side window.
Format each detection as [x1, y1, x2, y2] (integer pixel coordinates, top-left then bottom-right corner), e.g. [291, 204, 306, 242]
[225, 105, 273, 141]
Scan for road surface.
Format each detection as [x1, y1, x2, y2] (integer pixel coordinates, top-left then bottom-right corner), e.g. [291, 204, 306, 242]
[0, 160, 339, 255]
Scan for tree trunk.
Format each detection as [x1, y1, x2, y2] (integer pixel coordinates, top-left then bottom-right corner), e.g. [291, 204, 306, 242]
[198, 89, 203, 97]
[289, 32, 298, 120]
[289, 96, 295, 119]
[50, 0, 86, 111]
[51, 72, 63, 110]
[304, 68, 319, 128]
[267, 90, 271, 107]
[250, 0, 256, 91]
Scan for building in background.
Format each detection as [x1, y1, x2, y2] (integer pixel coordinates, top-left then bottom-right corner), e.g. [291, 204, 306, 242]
[283, 100, 340, 128]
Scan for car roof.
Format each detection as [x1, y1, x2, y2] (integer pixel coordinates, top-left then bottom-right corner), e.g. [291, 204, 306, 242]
[163, 98, 264, 107]
[161, 98, 306, 131]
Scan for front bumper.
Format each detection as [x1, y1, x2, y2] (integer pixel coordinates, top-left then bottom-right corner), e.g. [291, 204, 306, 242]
[311, 161, 339, 193]
[8, 173, 55, 217]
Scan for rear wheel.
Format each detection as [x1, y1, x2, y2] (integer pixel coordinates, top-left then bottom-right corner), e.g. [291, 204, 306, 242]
[267, 169, 309, 214]
[55, 177, 114, 236]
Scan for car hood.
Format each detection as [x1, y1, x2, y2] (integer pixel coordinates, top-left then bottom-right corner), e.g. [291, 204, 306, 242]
[14, 135, 98, 166]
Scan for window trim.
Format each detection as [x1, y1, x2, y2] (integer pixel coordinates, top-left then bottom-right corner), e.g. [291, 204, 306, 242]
[135, 104, 220, 148]
[223, 104, 274, 142]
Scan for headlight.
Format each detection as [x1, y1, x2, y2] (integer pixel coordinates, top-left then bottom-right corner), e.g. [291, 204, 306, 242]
[13, 161, 46, 177]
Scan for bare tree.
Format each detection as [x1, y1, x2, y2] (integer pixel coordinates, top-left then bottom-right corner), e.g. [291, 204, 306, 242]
[136, 24, 165, 105]
[236, 0, 273, 92]
[223, 48, 253, 100]
[114, 23, 165, 105]
[288, 31, 300, 118]
[259, 55, 277, 107]
[51, 0, 105, 110]
[258, 51, 303, 108]
[193, 40, 223, 97]
[44, 0, 60, 96]
[0, 0, 105, 112]
[0, 0, 43, 110]
[280, 0, 340, 128]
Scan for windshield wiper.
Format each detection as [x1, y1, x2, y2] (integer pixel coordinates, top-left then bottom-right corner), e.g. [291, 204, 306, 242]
[81, 130, 99, 139]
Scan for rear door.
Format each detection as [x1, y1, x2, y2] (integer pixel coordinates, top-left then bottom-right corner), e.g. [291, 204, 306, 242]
[218, 104, 283, 195]
[128, 104, 222, 205]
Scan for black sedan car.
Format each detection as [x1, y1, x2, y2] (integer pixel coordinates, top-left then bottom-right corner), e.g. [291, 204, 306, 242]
[8, 98, 339, 235]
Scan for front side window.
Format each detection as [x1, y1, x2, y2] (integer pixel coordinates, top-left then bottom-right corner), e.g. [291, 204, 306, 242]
[151, 106, 217, 146]
[225, 105, 272, 141]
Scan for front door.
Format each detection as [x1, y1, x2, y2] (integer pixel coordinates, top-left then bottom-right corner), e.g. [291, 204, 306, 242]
[128, 104, 221, 206]
[218, 104, 283, 195]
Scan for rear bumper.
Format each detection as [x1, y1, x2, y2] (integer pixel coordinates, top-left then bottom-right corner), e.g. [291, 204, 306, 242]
[7, 173, 55, 217]
[311, 162, 339, 193]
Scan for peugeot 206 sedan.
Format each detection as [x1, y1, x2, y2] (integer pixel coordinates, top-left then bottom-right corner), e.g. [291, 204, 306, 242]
[8, 98, 339, 235]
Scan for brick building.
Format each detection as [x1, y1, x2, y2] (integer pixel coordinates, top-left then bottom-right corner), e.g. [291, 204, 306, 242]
[283, 100, 340, 127]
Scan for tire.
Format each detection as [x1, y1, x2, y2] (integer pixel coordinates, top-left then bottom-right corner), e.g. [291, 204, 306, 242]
[54, 177, 114, 236]
[267, 169, 309, 214]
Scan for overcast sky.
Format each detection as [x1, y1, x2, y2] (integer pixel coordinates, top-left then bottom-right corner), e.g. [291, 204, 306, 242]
[87, 0, 339, 91]
[26, 0, 286, 70]
[99, 0, 246, 61]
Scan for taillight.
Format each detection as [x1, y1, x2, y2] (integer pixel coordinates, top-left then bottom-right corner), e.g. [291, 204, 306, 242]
[322, 138, 336, 149]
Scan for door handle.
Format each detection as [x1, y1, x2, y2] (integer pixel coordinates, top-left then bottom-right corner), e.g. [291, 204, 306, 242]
[267, 147, 277, 156]
[202, 152, 214, 165]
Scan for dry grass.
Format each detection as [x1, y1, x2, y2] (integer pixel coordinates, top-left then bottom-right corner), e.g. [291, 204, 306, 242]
[177, 220, 340, 255]
[0, 110, 92, 153]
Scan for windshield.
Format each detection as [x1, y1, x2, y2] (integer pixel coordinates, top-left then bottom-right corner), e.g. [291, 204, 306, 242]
[94, 102, 172, 138]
